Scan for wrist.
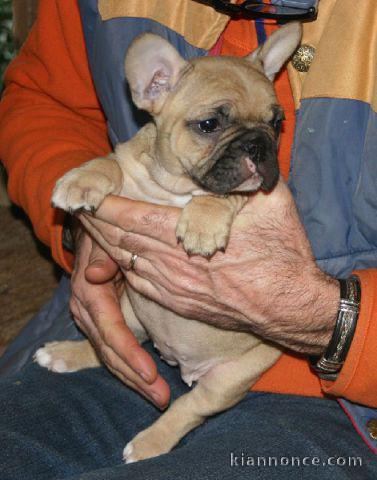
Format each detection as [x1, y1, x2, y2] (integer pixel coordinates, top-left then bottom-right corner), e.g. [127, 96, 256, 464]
[310, 275, 361, 380]
[307, 270, 340, 354]
[288, 269, 339, 355]
[260, 267, 340, 355]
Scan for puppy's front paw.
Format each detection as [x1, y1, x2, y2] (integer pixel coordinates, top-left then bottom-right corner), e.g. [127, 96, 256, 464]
[123, 428, 173, 463]
[176, 199, 233, 257]
[176, 215, 229, 256]
[52, 168, 116, 213]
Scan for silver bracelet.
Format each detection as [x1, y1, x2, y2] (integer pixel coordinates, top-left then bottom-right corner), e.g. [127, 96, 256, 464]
[310, 275, 361, 381]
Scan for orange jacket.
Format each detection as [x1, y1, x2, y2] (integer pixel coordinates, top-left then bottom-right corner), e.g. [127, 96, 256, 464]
[1, 0, 376, 407]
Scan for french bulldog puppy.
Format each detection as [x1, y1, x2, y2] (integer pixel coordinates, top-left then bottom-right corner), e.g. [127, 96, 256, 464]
[35, 23, 301, 463]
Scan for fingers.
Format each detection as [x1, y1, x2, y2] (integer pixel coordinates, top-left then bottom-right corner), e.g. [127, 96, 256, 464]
[93, 196, 180, 246]
[79, 214, 179, 262]
[85, 239, 119, 284]
[125, 271, 164, 305]
[71, 231, 171, 408]
[72, 293, 170, 409]
[86, 283, 157, 382]
[106, 362, 170, 410]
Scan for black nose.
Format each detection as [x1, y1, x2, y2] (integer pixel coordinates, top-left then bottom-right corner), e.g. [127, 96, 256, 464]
[237, 131, 267, 161]
[243, 142, 259, 158]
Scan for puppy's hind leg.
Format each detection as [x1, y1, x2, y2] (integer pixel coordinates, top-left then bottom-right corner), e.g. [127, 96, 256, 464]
[34, 293, 147, 374]
[123, 342, 281, 463]
[34, 340, 100, 373]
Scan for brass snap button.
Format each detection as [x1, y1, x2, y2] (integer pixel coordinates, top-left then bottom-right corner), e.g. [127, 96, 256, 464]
[366, 419, 377, 440]
[292, 44, 316, 72]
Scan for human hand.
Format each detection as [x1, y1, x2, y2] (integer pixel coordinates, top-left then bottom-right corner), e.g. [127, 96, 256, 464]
[69, 226, 170, 408]
[78, 181, 339, 355]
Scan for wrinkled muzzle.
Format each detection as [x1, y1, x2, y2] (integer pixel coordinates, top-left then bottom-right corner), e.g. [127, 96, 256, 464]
[194, 129, 279, 195]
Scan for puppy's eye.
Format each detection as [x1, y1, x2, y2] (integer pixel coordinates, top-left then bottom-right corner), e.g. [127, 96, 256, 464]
[269, 108, 285, 135]
[197, 118, 220, 133]
[272, 118, 282, 133]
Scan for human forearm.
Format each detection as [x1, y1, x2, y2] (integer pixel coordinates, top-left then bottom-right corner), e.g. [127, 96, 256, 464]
[0, 0, 111, 270]
[0, 100, 109, 270]
[222, 263, 339, 355]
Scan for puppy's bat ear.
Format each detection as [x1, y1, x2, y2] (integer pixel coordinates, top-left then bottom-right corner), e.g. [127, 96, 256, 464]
[125, 33, 188, 115]
[246, 22, 302, 81]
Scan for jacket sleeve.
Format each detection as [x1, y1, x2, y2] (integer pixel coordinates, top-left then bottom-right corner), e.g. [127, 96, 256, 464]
[320, 269, 377, 407]
[0, 0, 111, 271]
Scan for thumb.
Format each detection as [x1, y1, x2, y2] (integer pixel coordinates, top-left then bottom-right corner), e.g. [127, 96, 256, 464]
[85, 240, 119, 284]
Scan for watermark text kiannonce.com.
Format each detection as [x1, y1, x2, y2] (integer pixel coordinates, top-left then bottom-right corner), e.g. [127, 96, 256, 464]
[230, 452, 363, 468]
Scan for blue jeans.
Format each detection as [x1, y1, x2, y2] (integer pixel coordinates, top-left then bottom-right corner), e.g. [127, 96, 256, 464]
[0, 279, 376, 479]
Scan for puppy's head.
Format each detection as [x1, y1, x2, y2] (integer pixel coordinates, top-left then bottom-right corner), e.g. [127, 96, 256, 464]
[125, 23, 301, 195]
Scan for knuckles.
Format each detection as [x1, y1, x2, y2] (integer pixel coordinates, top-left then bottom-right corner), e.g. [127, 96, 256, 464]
[99, 344, 111, 365]
[100, 328, 114, 349]
[140, 210, 169, 228]
[100, 225, 123, 247]
[69, 298, 80, 318]
[119, 231, 141, 253]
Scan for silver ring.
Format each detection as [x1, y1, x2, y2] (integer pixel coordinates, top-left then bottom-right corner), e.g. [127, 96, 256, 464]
[126, 253, 138, 271]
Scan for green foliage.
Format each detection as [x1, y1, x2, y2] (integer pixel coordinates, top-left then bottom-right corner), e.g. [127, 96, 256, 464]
[0, 0, 16, 91]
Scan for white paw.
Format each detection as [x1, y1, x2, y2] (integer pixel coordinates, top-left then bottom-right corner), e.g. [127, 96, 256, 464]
[33, 341, 85, 373]
[34, 344, 69, 373]
[52, 167, 115, 213]
[122, 427, 173, 463]
[123, 442, 136, 464]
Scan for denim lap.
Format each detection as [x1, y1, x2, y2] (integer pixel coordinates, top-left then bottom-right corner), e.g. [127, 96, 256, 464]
[0, 342, 376, 480]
